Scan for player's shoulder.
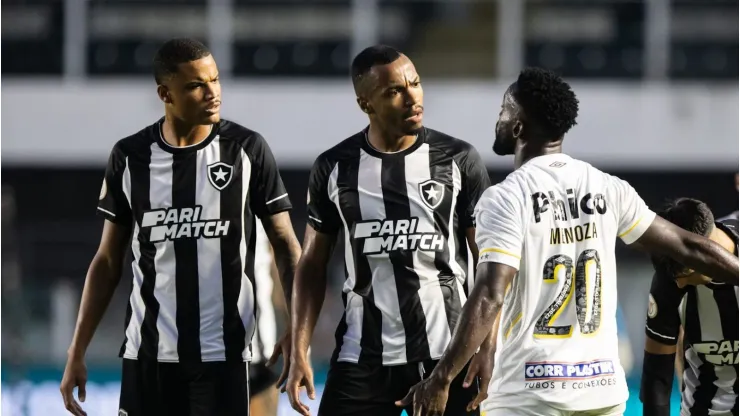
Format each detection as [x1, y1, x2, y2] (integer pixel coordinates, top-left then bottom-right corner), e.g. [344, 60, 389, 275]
[111, 120, 160, 157]
[424, 127, 477, 158]
[478, 173, 526, 208]
[217, 119, 269, 151]
[312, 131, 365, 170]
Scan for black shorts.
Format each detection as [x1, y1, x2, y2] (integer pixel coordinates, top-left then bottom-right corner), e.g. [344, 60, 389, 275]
[318, 359, 480, 416]
[119, 358, 250, 416]
[248, 361, 279, 396]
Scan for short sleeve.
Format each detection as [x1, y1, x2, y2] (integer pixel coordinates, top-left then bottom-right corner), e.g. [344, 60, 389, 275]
[248, 134, 292, 218]
[611, 176, 657, 245]
[474, 184, 524, 270]
[97, 144, 132, 226]
[645, 273, 684, 345]
[306, 155, 341, 234]
[458, 146, 492, 228]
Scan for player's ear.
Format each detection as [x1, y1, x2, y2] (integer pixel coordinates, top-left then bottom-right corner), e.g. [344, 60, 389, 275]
[512, 120, 524, 139]
[157, 85, 172, 104]
[357, 97, 373, 115]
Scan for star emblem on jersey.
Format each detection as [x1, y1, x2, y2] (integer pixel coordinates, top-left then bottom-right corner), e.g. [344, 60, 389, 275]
[418, 179, 445, 210]
[207, 162, 234, 191]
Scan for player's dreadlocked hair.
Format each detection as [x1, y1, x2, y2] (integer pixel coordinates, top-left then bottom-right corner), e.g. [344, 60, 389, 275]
[651, 197, 715, 277]
[514, 67, 579, 140]
[153, 38, 212, 84]
[350, 45, 402, 95]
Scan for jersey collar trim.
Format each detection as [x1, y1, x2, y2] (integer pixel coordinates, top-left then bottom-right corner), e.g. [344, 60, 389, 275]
[154, 118, 221, 154]
[523, 153, 571, 167]
[359, 126, 426, 159]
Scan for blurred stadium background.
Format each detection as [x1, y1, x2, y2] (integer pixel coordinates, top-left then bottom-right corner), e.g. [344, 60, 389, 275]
[1, 0, 737, 414]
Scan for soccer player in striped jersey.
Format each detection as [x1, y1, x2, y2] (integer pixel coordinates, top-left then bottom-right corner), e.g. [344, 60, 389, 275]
[641, 198, 738, 416]
[398, 67, 738, 416]
[59, 38, 302, 416]
[285, 45, 493, 416]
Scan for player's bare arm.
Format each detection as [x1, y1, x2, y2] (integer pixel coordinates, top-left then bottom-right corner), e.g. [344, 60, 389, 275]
[633, 215, 739, 284]
[286, 225, 336, 416]
[397, 261, 516, 415]
[640, 336, 678, 416]
[61, 220, 131, 416]
[261, 211, 302, 387]
[262, 211, 302, 309]
[466, 228, 498, 354]
[460, 227, 497, 411]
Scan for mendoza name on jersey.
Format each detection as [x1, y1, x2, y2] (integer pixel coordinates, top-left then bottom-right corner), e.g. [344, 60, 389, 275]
[354, 218, 444, 254]
[531, 189, 607, 245]
[142, 206, 230, 242]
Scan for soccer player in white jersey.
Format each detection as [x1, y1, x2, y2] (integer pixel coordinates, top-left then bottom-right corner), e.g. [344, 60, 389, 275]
[398, 67, 739, 416]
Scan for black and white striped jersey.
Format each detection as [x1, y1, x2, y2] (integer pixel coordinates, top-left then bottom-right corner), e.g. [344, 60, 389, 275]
[96, 118, 292, 363]
[251, 221, 277, 364]
[645, 219, 739, 415]
[306, 127, 490, 365]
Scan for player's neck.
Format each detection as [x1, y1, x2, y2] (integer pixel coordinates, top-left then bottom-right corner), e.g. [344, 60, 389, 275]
[515, 141, 563, 168]
[161, 116, 213, 148]
[366, 124, 417, 153]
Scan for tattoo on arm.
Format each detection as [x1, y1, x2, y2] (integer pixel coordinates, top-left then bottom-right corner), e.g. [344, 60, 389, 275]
[262, 212, 302, 310]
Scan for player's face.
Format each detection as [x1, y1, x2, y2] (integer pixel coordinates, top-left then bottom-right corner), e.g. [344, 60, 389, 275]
[159, 55, 221, 125]
[493, 90, 520, 156]
[365, 55, 424, 136]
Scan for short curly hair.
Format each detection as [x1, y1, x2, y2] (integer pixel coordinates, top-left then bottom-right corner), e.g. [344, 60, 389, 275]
[513, 67, 579, 139]
[153, 38, 212, 84]
[351, 45, 402, 94]
[651, 197, 715, 277]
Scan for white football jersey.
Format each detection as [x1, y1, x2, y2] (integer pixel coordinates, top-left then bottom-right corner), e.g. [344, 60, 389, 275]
[475, 154, 656, 411]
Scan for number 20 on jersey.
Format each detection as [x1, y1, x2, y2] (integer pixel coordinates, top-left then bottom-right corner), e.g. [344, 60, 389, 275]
[534, 249, 603, 338]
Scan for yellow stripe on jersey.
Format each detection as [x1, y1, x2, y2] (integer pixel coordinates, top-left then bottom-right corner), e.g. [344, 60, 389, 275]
[618, 217, 643, 238]
[504, 312, 523, 339]
[480, 247, 521, 259]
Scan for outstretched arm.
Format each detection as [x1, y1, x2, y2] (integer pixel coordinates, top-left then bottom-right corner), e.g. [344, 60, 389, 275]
[632, 216, 738, 284]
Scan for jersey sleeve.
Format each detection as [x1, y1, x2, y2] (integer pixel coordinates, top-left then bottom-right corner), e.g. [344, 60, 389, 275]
[458, 146, 492, 228]
[248, 134, 293, 218]
[306, 155, 341, 235]
[645, 273, 684, 346]
[474, 184, 525, 270]
[96, 144, 132, 226]
[611, 176, 657, 245]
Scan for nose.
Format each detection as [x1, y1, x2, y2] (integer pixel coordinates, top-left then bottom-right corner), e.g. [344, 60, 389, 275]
[204, 83, 218, 100]
[404, 89, 421, 107]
